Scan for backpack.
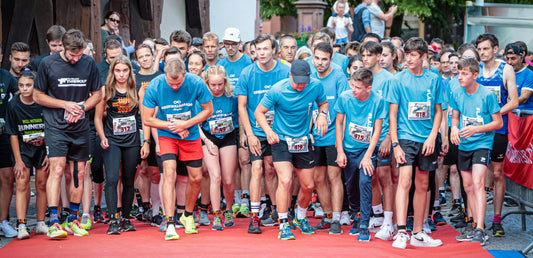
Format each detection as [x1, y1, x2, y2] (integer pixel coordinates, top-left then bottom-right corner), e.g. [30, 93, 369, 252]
[351, 6, 368, 42]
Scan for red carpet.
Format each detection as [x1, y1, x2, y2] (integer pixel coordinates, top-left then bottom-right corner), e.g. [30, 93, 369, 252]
[0, 215, 491, 257]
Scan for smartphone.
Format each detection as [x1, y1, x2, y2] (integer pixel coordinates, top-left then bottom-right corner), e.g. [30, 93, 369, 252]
[394, 2, 397, 5]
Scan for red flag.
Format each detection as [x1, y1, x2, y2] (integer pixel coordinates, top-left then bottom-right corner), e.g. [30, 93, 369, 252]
[504, 112, 533, 189]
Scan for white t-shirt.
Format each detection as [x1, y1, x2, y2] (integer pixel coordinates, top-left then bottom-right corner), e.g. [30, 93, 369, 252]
[327, 16, 353, 40]
[368, 3, 385, 37]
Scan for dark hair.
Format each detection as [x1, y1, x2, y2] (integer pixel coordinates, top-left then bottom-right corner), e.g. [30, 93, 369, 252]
[170, 30, 192, 46]
[11, 42, 30, 53]
[430, 38, 444, 46]
[187, 50, 207, 67]
[362, 33, 382, 42]
[280, 35, 296, 47]
[243, 41, 253, 53]
[457, 58, 479, 74]
[391, 36, 403, 45]
[348, 55, 363, 69]
[346, 41, 361, 53]
[19, 70, 35, 81]
[430, 54, 441, 62]
[360, 41, 383, 55]
[350, 67, 373, 86]
[46, 25, 66, 42]
[404, 37, 428, 56]
[381, 42, 399, 71]
[475, 33, 499, 48]
[102, 11, 120, 26]
[313, 42, 333, 59]
[443, 48, 456, 55]
[163, 47, 183, 60]
[154, 38, 169, 46]
[104, 39, 122, 52]
[448, 52, 459, 60]
[457, 43, 480, 61]
[135, 43, 154, 59]
[253, 34, 276, 50]
[62, 29, 86, 51]
[319, 27, 336, 41]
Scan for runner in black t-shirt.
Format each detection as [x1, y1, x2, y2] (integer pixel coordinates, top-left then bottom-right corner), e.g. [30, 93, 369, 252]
[33, 29, 102, 239]
[5, 71, 48, 239]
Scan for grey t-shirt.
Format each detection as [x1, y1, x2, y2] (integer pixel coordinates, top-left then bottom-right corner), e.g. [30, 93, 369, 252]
[368, 3, 385, 38]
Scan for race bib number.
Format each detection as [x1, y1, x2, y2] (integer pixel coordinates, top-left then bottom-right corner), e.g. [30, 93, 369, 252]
[312, 110, 331, 125]
[22, 132, 45, 146]
[0, 118, 4, 135]
[64, 102, 86, 121]
[113, 116, 137, 135]
[349, 122, 372, 143]
[209, 117, 234, 135]
[286, 136, 309, 153]
[167, 111, 191, 122]
[265, 111, 275, 127]
[408, 102, 431, 120]
[486, 86, 501, 104]
[462, 115, 484, 128]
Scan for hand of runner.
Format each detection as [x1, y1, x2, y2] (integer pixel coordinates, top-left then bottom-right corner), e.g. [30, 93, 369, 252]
[336, 150, 347, 168]
[314, 115, 328, 137]
[13, 161, 25, 179]
[360, 156, 374, 176]
[239, 132, 248, 150]
[247, 135, 262, 156]
[394, 146, 406, 164]
[450, 126, 461, 145]
[459, 126, 478, 139]
[100, 137, 109, 149]
[140, 143, 150, 159]
[205, 139, 218, 156]
[155, 144, 161, 156]
[168, 120, 188, 133]
[441, 138, 449, 156]
[64, 101, 83, 117]
[380, 137, 391, 158]
[41, 156, 49, 171]
[177, 129, 189, 139]
[422, 137, 435, 156]
[265, 130, 279, 145]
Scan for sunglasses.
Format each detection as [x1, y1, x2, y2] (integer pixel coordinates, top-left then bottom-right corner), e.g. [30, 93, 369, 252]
[109, 18, 120, 23]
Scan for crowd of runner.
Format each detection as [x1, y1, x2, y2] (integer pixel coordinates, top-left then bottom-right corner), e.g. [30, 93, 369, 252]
[1, 9, 533, 250]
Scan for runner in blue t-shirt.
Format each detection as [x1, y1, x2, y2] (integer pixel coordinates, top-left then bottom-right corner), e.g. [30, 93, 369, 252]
[335, 68, 386, 242]
[387, 38, 444, 249]
[234, 34, 290, 234]
[450, 58, 502, 246]
[255, 60, 328, 240]
[309, 42, 349, 234]
[142, 57, 213, 240]
[504, 44, 533, 115]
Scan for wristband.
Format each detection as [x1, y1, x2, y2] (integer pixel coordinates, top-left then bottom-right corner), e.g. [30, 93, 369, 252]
[80, 105, 85, 111]
[143, 139, 151, 144]
[444, 136, 449, 139]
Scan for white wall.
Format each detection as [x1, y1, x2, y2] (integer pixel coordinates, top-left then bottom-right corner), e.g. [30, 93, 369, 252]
[160, 0, 187, 41]
[210, 0, 257, 42]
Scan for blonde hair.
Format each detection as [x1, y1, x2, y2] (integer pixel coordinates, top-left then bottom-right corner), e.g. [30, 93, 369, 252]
[104, 55, 138, 109]
[203, 65, 233, 97]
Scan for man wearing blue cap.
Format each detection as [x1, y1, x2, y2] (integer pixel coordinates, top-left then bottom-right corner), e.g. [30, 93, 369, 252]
[255, 60, 329, 240]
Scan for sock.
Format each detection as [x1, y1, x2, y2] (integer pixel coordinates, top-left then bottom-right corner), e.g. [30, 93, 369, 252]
[290, 195, 298, 209]
[199, 203, 209, 211]
[166, 215, 175, 225]
[278, 212, 288, 229]
[493, 214, 501, 223]
[82, 213, 90, 223]
[439, 187, 445, 192]
[332, 212, 341, 222]
[17, 218, 27, 228]
[50, 207, 59, 224]
[141, 202, 150, 212]
[324, 211, 333, 222]
[37, 221, 45, 227]
[234, 190, 242, 204]
[384, 211, 393, 226]
[434, 200, 440, 209]
[251, 202, 261, 213]
[184, 210, 193, 217]
[242, 190, 250, 204]
[272, 205, 277, 212]
[297, 204, 307, 220]
[135, 188, 142, 205]
[372, 204, 383, 215]
[265, 195, 272, 208]
[453, 199, 460, 205]
[68, 203, 80, 222]
[94, 205, 101, 212]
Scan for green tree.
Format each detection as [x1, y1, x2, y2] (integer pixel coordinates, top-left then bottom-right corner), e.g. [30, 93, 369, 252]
[260, 0, 297, 19]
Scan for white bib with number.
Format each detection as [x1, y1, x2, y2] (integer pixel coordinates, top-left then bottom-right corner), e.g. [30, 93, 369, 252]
[486, 86, 501, 104]
[462, 115, 484, 128]
[113, 115, 137, 135]
[286, 136, 309, 153]
[408, 102, 431, 120]
[349, 122, 372, 143]
[209, 117, 234, 135]
[167, 111, 191, 122]
[23, 132, 45, 146]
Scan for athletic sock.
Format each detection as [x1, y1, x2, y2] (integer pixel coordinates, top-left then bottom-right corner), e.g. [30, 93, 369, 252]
[242, 190, 250, 204]
[372, 204, 383, 215]
[439, 187, 445, 192]
[453, 199, 460, 204]
[265, 195, 272, 208]
[278, 212, 288, 229]
[234, 190, 242, 205]
[37, 221, 45, 227]
[493, 214, 501, 223]
[251, 202, 260, 214]
[184, 210, 193, 217]
[324, 211, 333, 223]
[50, 207, 59, 224]
[17, 218, 27, 228]
[68, 203, 80, 222]
[297, 204, 307, 220]
[384, 211, 393, 226]
[332, 212, 341, 222]
[434, 200, 440, 210]
[135, 188, 142, 205]
[94, 205, 101, 212]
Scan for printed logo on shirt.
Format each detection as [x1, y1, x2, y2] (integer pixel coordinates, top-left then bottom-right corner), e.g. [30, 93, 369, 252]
[57, 78, 87, 87]
[113, 98, 133, 113]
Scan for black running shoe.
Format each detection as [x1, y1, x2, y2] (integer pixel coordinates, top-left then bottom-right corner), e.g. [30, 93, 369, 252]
[151, 214, 163, 227]
[248, 216, 262, 234]
[450, 212, 465, 223]
[142, 209, 152, 223]
[107, 220, 121, 235]
[121, 219, 137, 232]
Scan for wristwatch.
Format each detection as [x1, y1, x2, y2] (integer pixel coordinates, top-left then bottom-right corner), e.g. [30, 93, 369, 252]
[392, 142, 399, 148]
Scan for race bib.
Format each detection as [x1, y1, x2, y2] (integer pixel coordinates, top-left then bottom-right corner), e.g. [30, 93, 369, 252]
[312, 110, 331, 125]
[0, 118, 4, 135]
[462, 115, 484, 128]
[23, 132, 45, 146]
[486, 86, 501, 104]
[209, 117, 234, 135]
[349, 122, 372, 143]
[286, 136, 309, 153]
[408, 102, 431, 120]
[64, 102, 86, 121]
[167, 111, 191, 122]
[113, 115, 137, 135]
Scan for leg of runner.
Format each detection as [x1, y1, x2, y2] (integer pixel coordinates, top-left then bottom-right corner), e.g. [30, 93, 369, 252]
[15, 167, 31, 239]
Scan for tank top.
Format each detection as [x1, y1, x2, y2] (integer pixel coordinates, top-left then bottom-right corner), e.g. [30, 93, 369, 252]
[477, 61, 508, 134]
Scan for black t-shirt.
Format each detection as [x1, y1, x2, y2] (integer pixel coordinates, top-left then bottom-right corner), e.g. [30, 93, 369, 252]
[135, 71, 163, 92]
[104, 90, 140, 147]
[0, 68, 18, 135]
[33, 53, 50, 72]
[34, 53, 101, 132]
[5, 94, 46, 153]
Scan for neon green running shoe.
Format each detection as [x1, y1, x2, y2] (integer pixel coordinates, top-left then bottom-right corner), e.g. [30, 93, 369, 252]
[47, 223, 67, 239]
[293, 217, 315, 235]
[238, 203, 250, 218]
[81, 215, 93, 230]
[180, 214, 198, 234]
[164, 224, 180, 241]
[69, 220, 89, 236]
[232, 203, 240, 216]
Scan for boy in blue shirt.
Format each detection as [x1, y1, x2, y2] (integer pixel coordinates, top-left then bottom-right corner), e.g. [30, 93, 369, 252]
[255, 60, 328, 240]
[388, 37, 445, 249]
[451, 58, 502, 246]
[335, 68, 386, 242]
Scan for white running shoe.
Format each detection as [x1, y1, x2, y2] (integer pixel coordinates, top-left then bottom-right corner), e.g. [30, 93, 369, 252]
[410, 231, 443, 247]
[314, 203, 324, 218]
[369, 216, 384, 229]
[35, 222, 49, 235]
[392, 232, 410, 249]
[375, 224, 395, 241]
[17, 225, 30, 240]
[0, 220, 18, 238]
[259, 203, 267, 219]
[340, 211, 351, 226]
[423, 218, 432, 234]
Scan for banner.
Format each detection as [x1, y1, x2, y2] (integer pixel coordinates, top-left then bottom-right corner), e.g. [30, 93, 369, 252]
[504, 112, 533, 189]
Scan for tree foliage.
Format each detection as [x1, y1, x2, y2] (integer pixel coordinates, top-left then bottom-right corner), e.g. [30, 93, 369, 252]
[260, 0, 297, 19]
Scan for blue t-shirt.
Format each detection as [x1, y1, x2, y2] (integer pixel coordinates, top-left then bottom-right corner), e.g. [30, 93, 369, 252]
[205, 58, 224, 72]
[235, 61, 290, 137]
[516, 67, 533, 111]
[311, 68, 350, 146]
[306, 56, 343, 76]
[477, 61, 508, 134]
[218, 54, 253, 86]
[372, 69, 398, 142]
[388, 69, 445, 143]
[335, 90, 386, 152]
[200, 94, 238, 139]
[143, 73, 213, 141]
[332, 52, 350, 77]
[260, 78, 326, 141]
[445, 76, 460, 127]
[449, 85, 501, 151]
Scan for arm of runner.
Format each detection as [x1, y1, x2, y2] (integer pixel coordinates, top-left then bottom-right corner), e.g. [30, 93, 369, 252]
[501, 64, 519, 115]
[9, 135, 25, 179]
[239, 95, 261, 156]
[199, 126, 217, 156]
[460, 111, 503, 139]
[238, 119, 248, 150]
[335, 113, 347, 168]
[315, 100, 329, 137]
[450, 110, 461, 145]
[255, 103, 278, 145]
[33, 89, 83, 117]
[361, 118, 382, 176]
[94, 88, 108, 149]
[519, 89, 533, 105]
[441, 108, 449, 156]
[389, 103, 406, 164]
[422, 103, 442, 156]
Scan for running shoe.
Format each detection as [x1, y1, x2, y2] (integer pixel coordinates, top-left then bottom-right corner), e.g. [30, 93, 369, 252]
[47, 223, 67, 239]
[450, 212, 466, 223]
[121, 219, 136, 232]
[375, 224, 395, 241]
[439, 192, 447, 205]
[199, 210, 210, 226]
[17, 225, 30, 240]
[232, 203, 240, 216]
[293, 217, 315, 235]
[472, 228, 489, 246]
[165, 224, 180, 241]
[0, 221, 17, 238]
[455, 227, 475, 242]
[340, 211, 351, 226]
[107, 220, 121, 235]
[80, 215, 93, 230]
[248, 216, 261, 234]
[35, 223, 49, 235]
[423, 219, 432, 234]
[93, 210, 105, 223]
[193, 210, 199, 224]
[238, 203, 250, 218]
[492, 222, 505, 237]
[142, 209, 152, 223]
[260, 206, 272, 221]
[357, 228, 370, 241]
[224, 210, 234, 227]
[271, 208, 279, 224]
[258, 202, 267, 218]
[151, 214, 163, 227]
[130, 205, 140, 220]
[454, 218, 468, 228]
[212, 216, 223, 231]
[406, 217, 413, 232]
[313, 218, 331, 231]
[261, 217, 276, 227]
[349, 218, 360, 236]
[180, 214, 198, 234]
[448, 204, 462, 217]
[313, 203, 324, 219]
[368, 215, 384, 229]
[410, 231, 442, 247]
[427, 218, 438, 231]
[69, 220, 89, 236]
[159, 220, 168, 232]
[433, 211, 447, 226]
[329, 221, 343, 235]
[59, 212, 69, 225]
[278, 223, 296, 240]
[392, 232, 410, 249]
[504, 196, 519, 207]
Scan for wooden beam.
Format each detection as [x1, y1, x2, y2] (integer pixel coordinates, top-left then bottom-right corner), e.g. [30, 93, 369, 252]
[91, 0, 102, 63]
[1, 0, 35, 69]
[34, 0, 54, 55]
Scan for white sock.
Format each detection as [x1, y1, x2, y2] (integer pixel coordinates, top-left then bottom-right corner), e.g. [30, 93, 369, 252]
[19, 223, 26, 228]
[332, 212, 341, 222]
[251, 202, 261, 213]
[82, 213, 91, 218]
[297, 204, 307, 220]
[384, 211, 393, 226]
[278, 212, 288, 229]
[37, 221, 45, 227]
[234, 190, 242, 204]
[372, 204, 383, 215]
[439, 187, 445, 192]
[434, 200, 440, 208]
